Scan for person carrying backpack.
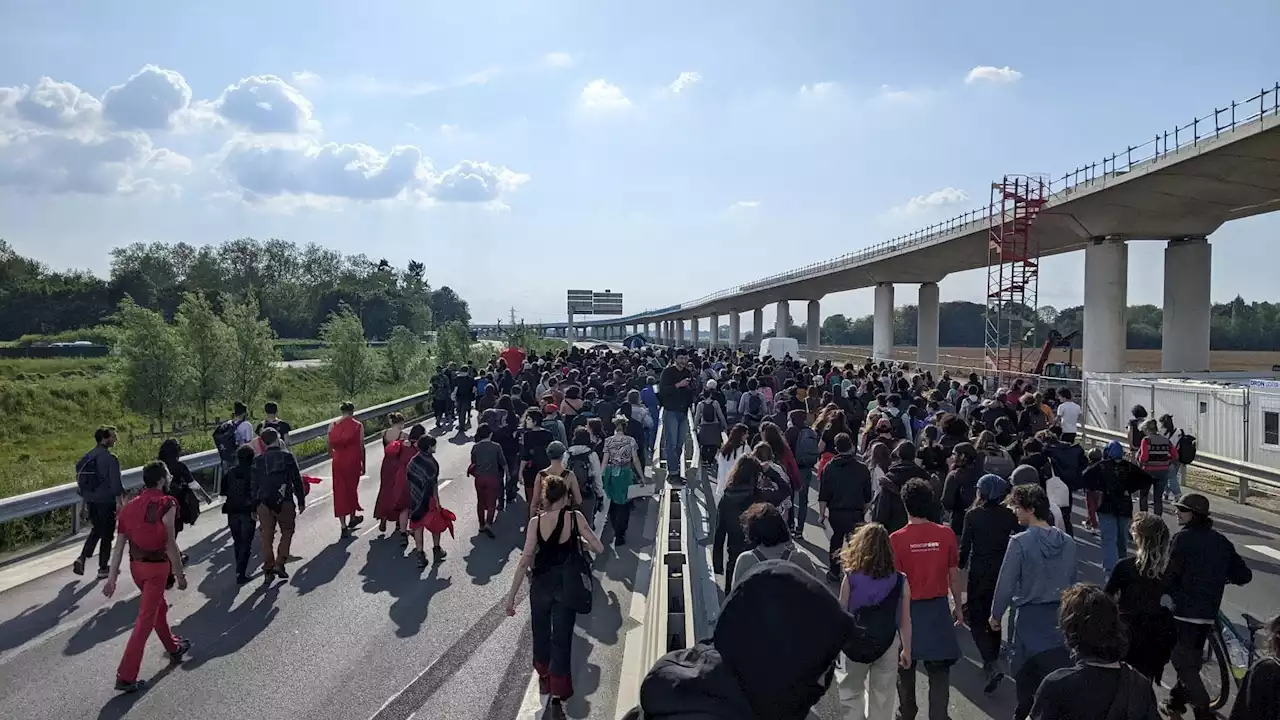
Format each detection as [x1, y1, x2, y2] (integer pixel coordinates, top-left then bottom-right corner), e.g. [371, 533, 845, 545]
[74, 425, 126, 579]
[695, 389, 728, 464]
[1017, 394, 1049, 438]
[1160, 413, 1190, 504]
[740, 377, 767, 438]
[102, 461, 192, 693]
[213, 402, 254, 471]
[730, 502, 821, 589]
[786, 409, 821, 537]
[566, 427, 603, 527]
[835, 522, 910, 720]
[879, 395, 912, 443]
[1136, 419, 1173, 516]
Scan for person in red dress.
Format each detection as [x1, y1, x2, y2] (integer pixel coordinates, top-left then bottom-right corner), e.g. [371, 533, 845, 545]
[375, 424, 424, 546]
[328, 401, 366, 538]
[103, 460, 192, 693]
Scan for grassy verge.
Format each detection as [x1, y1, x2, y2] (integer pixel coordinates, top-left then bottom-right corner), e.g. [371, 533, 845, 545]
[0, 357, 430, 500]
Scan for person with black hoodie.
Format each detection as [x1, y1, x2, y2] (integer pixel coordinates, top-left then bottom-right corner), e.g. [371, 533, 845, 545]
[876, 441, 935, 531]
[959, 473, 1020, 693]
[1030, 583, 1161, 720]
[1164, 493, 1253, 720]
[713, 455, 765, 594]
[621, 560, 853, 720]
[817, 433, 873, 582]
[940, 443, 982, 538]
[221, 444, 258, 584]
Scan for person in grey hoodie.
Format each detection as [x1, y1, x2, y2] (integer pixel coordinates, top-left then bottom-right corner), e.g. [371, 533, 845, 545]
[73, 425, 126, 579]
[990, 483, 1078, 720]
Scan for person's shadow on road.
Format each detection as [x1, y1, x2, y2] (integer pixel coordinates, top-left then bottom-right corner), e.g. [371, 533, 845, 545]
[0, 581, 97, 655]
[94, 661, 182, 720]
[290, 540, 353, 595]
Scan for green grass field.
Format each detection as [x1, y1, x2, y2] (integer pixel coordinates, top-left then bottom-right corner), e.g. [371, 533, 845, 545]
[0, 357, 430, 502]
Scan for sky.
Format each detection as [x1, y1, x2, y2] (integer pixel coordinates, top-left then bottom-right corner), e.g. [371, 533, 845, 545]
[1, 0, 1278, 331]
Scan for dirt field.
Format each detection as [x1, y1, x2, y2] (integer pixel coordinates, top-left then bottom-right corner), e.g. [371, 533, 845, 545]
[814, 346, 1280, 373]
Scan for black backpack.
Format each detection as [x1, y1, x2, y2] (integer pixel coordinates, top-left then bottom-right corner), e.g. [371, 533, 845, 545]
[795, 428, 821, 468]
[1176, 432, 1197, 465]
[75, 451, 102, 495]
[843, 573, 904, 663]
[744, 392, 765, 421]
[212, 420, 240, 464]
[566, 452, 597, 498]
[882, 408, 908, 440]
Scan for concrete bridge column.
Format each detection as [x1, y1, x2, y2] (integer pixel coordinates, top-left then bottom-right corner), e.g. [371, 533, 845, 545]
[729, 312, 741, 349]
[917, 281, 940, 368]
[1084, 237, 1129, 373]
[806, 300, 820, 351]
[873, 283, 895, 361]
[709, 313, 719, 347]
[776, 301, 791, 339]
[1162, 237, 1212, 372]
[680, 319, 689, 345]
[752, 308, 764, 346]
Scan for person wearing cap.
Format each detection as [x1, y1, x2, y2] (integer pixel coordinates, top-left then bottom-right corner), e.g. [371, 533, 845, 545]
[1164, 493, 1253, 720]
[960, 473, 1020, 693]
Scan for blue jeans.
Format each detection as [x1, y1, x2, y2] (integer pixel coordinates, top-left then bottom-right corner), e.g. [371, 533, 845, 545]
[662, 409, 689, 477]
[1098, 513, 1131, 576]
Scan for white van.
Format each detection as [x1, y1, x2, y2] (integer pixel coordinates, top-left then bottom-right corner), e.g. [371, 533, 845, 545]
[759, 337, 801, 362]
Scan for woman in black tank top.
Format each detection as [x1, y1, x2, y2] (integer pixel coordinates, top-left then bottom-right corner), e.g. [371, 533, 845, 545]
[504, 473, 604, 719]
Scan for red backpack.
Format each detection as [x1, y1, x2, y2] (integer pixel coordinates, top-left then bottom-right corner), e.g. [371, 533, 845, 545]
[123, 492, 174, 560]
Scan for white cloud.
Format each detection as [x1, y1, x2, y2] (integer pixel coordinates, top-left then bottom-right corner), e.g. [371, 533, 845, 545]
[730, 200, 761, 209]
[799, 81, 837, 99]
[542, 52, 574, 69]
[102, 65, 193, 130]
[892, 187, 970, 215]
[214, 75, 317, 133]
[0, 127, 179, 195]
[430, 160, 530, 204]
[668, 72, 702, 93]
[290, 70, 323, 89]
[218, 137, 528, 207]
[11, 77, 101, 129]
[580, 79, 631, 111]
[965, 65, 1022, 85]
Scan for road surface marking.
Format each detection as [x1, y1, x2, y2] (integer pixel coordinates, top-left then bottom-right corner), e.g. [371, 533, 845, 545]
[1246, 544, 1280, 562]
[518, 672, 546, 718]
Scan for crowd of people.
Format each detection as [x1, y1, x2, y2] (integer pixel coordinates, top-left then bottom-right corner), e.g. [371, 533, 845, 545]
[69, 338, 1279, 720]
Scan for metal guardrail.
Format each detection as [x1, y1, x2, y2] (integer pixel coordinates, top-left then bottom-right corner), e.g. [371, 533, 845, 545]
[0, 389, 434, 527]
[624, 83, 1280, 317]
[1081, 424, 1280, 503]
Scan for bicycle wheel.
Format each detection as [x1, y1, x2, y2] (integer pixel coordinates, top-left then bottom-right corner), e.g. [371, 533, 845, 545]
[1201, 629, 1231, 711]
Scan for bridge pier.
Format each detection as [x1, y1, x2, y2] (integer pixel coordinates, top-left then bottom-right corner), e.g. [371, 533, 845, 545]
[729, 312, 740, 349]
[873, 283, 894, 361]
[1084, 237, 1129, 373]
[677, 319, 686, 345]
[776, 300, 790, 340]
[806, 300, 820, 351]
[918, 281, 940, 368]
[752, 308, 763, 347]
[1163, 236, 1212, 372]
[709, 313, 718, 347]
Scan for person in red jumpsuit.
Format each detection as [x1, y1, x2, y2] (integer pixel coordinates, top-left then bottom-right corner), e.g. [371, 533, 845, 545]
[103, 460, 191, 692]
[328, 401, 366, 538]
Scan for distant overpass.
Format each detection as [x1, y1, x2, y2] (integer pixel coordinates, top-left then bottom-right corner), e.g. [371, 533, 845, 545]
[561, 84, 1280, 374]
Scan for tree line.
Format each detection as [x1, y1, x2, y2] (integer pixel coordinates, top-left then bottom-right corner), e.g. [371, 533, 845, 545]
[747, 298, 1280, 351]
[0, 238, 472, 342]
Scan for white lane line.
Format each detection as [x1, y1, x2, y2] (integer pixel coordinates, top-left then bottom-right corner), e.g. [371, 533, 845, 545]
[517, 672, 546, 718]
[1246, 544, 1280, 562]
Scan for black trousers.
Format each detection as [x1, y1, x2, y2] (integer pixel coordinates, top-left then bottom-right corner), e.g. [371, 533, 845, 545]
[966, 585, 1001, 665]
[80, 501, 117, 569]
[226, 512, 256, 577]
[1169, 620, 1213, 715]
[827, 511, 862, 570]
[530, 573, 578, 699]
[608, 499, 632, 542]
[897, 660, 952, 720]
[1014, 647, 1071, 720]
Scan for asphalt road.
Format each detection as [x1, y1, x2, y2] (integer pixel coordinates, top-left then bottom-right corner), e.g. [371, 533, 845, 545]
[0, 417, 655, 720]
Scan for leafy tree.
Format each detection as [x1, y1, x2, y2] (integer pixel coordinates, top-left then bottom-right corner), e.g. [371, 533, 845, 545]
[322, 305, 380, 395]
[434, 321, 478, 366]
[176, 292, 232, 422]
[384, 325, 422, 384]
[430, 286, 471, 327]
[113, 298, 190, 425]
[222, 292, 279, 410]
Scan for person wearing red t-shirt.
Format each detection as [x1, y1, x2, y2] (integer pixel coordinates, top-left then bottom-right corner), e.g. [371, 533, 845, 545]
[103, 460, 191, 693]
[889, 478, 964, 720]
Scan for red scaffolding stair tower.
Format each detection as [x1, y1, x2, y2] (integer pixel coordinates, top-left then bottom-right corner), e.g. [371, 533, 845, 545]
[985, 175, 1047, 381]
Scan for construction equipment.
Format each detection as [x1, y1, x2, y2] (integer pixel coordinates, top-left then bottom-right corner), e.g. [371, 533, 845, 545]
[1031, 329, 1080, 376]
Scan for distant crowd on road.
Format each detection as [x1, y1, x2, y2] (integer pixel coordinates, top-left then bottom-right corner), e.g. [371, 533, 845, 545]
[67, 339, 1280, 720]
